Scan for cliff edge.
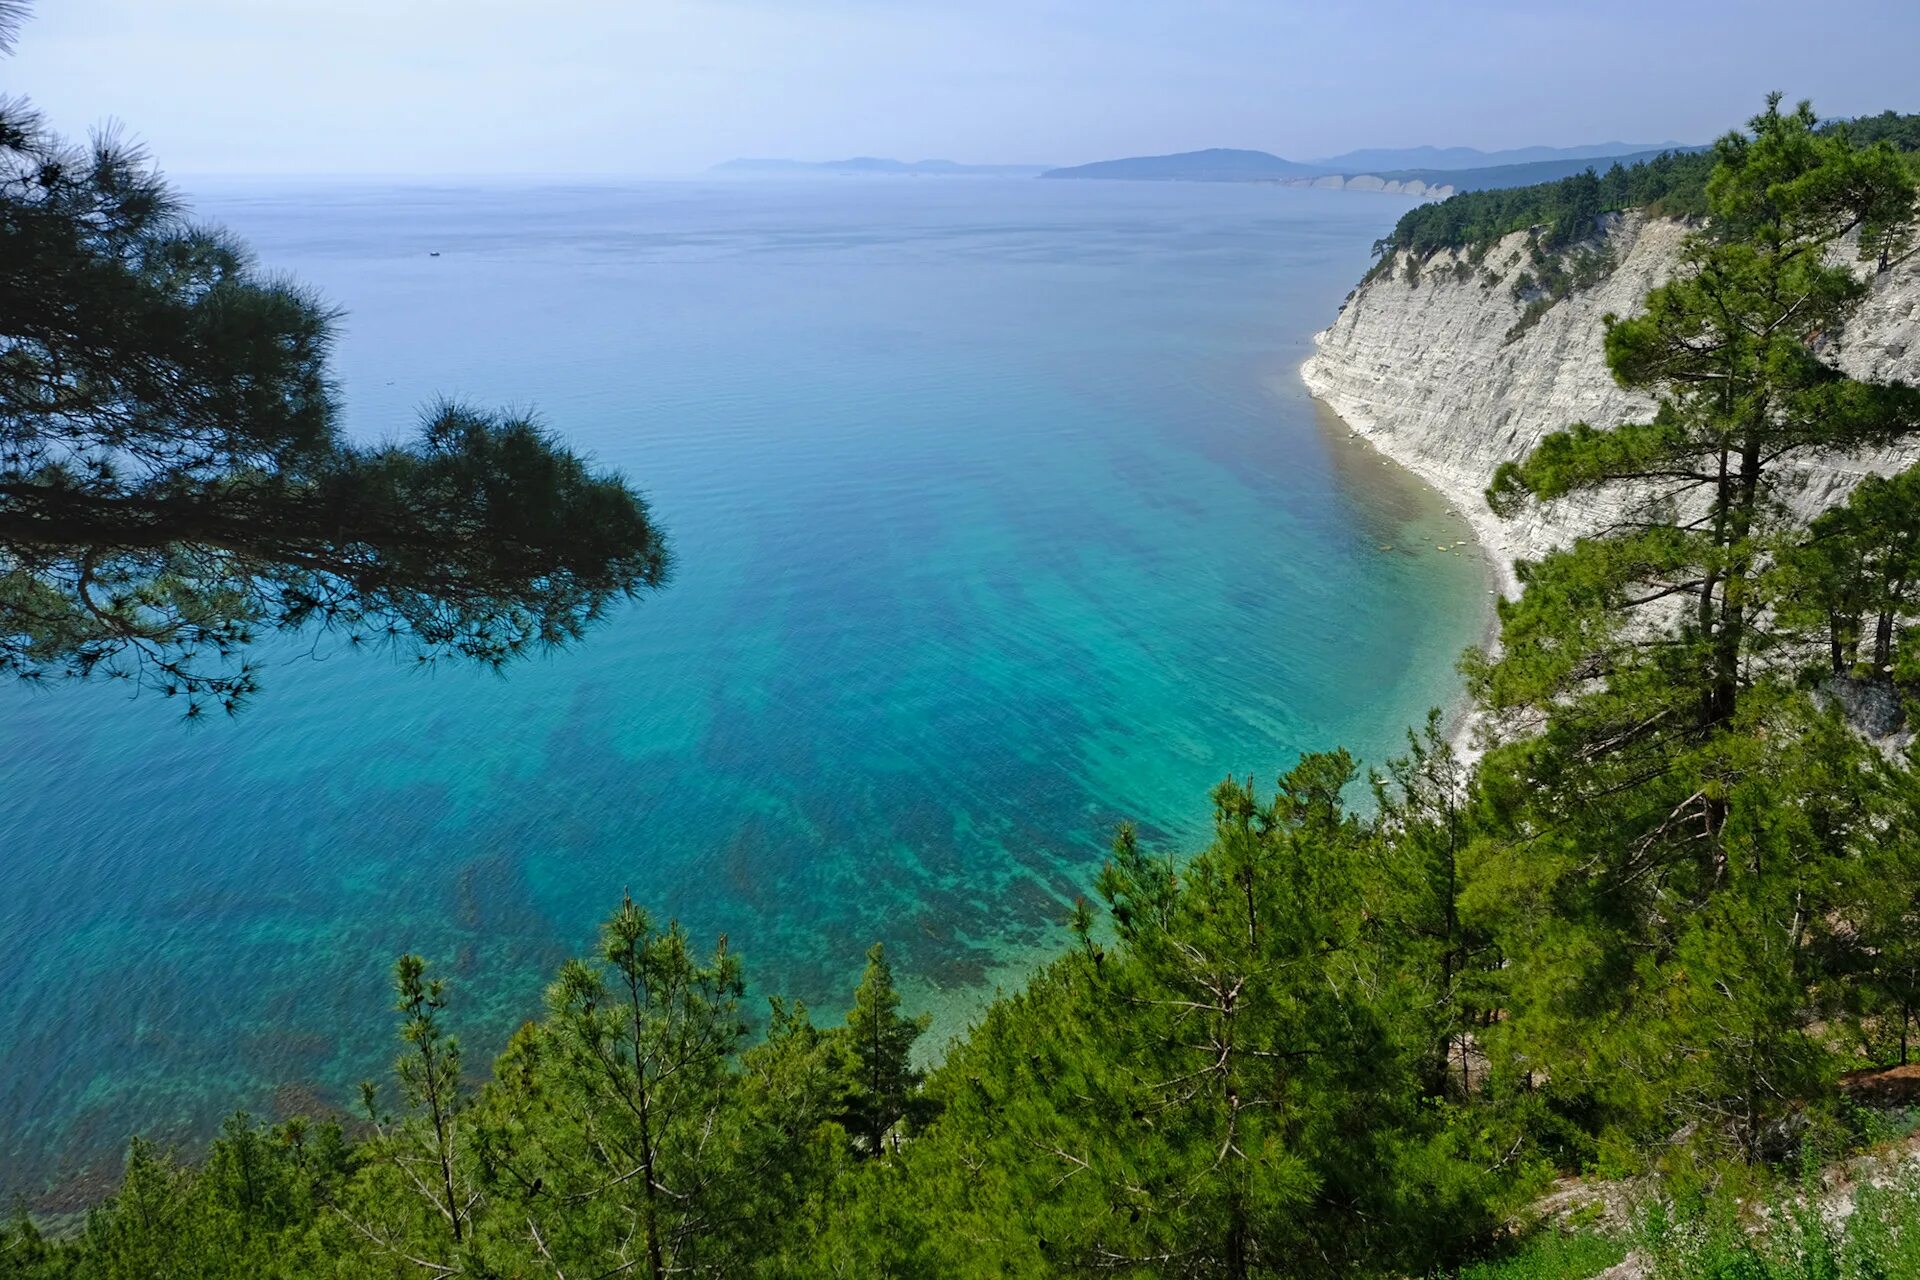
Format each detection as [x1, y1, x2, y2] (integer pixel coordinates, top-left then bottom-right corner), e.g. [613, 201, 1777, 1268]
[1302, 212, 1920, 594]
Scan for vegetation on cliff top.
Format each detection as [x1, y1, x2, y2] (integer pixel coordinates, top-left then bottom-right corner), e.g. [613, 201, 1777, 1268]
[1374, 107, 1920, 263]
[8, 72, 1920, 1280]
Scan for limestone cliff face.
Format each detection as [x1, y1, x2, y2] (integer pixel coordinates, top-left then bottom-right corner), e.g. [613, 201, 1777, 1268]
[1301, 213, 1920, 593]
[1278, 174, 1456, 197]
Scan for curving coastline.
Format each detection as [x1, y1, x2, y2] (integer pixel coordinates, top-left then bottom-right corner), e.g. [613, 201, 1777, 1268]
[1301, 210, 1920, 756]
[1302, 211, 1920, 598]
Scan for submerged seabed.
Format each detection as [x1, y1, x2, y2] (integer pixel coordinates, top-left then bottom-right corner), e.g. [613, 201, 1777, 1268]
[0, 176, 1486, 1202]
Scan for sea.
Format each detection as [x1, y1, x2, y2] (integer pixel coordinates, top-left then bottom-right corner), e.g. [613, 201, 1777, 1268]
[0, 174, 1488, 1202]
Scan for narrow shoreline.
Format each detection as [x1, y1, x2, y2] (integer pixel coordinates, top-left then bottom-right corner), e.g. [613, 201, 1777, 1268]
[1300, 352, 1521, 599]
[1300, 350, 1509, 762]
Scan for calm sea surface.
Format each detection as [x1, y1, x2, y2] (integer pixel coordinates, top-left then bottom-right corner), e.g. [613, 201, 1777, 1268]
[0, 176, 1487, 1199]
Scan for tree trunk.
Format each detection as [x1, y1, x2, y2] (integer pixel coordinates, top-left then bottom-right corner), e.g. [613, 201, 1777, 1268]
[1225, 1206, 1249, 1280]
[873, 1012, 887, 1157]
[1699, 445, 1732, 732]
[636, 1087, 664, 1280]
[1699, 433, 1762, 844]
[1717, 434, 1765, 722]
[420, 1044, 462, 1245]
[627, 978, 666, 1280]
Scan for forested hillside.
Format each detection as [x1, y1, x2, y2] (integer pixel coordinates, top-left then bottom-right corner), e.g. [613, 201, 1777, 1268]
[10, 97, 1920, 1280]
[1378, 108, 1920, 258]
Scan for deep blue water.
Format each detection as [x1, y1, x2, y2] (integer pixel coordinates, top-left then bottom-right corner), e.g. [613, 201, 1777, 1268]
[0, 176, 1487, 1201]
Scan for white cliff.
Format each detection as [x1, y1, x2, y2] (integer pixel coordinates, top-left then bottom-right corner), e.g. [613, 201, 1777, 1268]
[1279, 174, 1453, 197]
[1301, 212, 1920, 595]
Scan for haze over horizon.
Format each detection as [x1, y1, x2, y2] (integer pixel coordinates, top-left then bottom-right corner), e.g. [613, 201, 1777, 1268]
[8, 0, 1920, 176]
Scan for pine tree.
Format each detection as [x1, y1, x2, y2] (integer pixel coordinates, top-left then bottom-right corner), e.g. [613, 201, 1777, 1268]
[1785, 467, 1920, 676]
[840, 942, 930, 1159]
[1852, 766, 1920, 1067]
[873, 754, 1534, 1279]
[476, 897, 747, 1279]
[344, 954, 481, 1272]
[1458, 99, 1920, 1160]
[1480, 97, 1920, 754]
[0, 97, 668, 715]
[1371, 711, 1486, 1097]
[77, 1140, 201, 1279]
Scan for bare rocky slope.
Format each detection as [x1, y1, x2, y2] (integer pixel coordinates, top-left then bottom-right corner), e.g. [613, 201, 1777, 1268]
[1301, 212, 1920, 595]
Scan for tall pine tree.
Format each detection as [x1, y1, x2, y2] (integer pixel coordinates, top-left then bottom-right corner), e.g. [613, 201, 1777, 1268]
[840, 943, 930, 1159]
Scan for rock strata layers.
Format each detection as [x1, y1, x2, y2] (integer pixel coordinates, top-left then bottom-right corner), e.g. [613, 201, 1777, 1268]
[1301, 213, 1920, 595]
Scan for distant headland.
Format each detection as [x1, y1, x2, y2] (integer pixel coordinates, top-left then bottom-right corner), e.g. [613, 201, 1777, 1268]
[712, 157, 1051, 177]
[1040, 141, 1706, 196]
[709, 142, 1710, 194]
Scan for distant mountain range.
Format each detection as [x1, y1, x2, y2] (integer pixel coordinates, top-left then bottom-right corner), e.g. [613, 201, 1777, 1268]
[712, 157, 1050, 177]
[713, 141, 1710, 196]
[1036, 148, 1326, 183]
[1309, 140, 1686, 172]
[1041, 141, 1708, 195]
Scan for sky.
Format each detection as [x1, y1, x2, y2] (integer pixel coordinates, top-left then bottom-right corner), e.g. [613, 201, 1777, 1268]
[7, 0, 1920, 176]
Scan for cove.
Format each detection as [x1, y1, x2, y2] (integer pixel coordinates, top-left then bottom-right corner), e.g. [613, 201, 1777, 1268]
[0, 176, 1487, 1203]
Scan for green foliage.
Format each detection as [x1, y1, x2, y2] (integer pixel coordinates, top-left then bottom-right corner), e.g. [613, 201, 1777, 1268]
[0, 1119, 352, 1280]
[1643, 1173, 1920, 1280]
[1847, 764, 1920, 1069]
[349, 953, 478, 1267]
[1502, 239, 1618, 342]
[1466, 96, 1920, 1169]
[1458, 1229, 1628, 1280]
[1844, 110, 1920, 154]
[1376, 109, 1920, 263]
[1372, 105, 1920, 349]
[1425, 1175, 1920, 1280]
[0, 755, 1553, 1278]
[1774, 467, 1920, 678]
[840, 942, 931, 1157]
[1379, 149, 1715, 261]
[0, 101, 669, 714]
[1482, 97, 1919, 745]
[16, 717, 1920, 1276]
[828, 752, 1546, 1278]
[1464, 687, 1884, 1166]
[471, 897, 765, 1277]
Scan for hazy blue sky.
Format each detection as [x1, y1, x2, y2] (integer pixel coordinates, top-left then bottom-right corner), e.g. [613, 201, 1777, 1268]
[8, 0, 1919, 175]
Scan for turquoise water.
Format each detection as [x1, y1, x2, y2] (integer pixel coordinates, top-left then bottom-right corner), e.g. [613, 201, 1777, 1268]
[0, 177, 1486, 1202]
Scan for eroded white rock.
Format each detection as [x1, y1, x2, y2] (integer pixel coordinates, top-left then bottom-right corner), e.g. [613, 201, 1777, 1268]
[1301, 213, 1920, 595]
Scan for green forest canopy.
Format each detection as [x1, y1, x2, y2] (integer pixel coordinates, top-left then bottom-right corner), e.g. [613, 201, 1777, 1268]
[1377, 108, 1920, 259]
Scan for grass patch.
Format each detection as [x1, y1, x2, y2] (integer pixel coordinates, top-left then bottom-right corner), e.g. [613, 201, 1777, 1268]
[1459, 1230, 1628, 1280]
